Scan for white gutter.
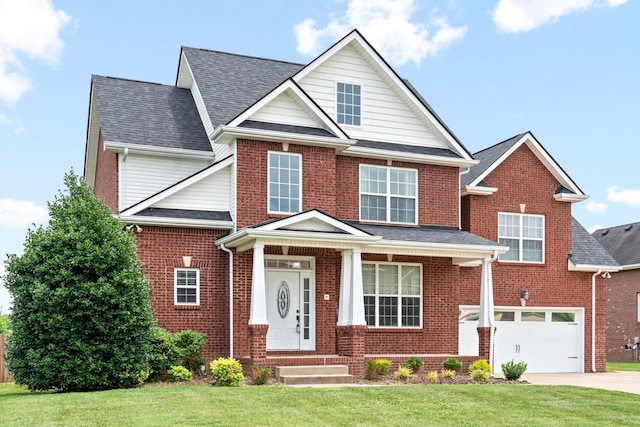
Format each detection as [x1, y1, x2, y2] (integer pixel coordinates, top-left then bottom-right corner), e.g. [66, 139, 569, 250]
[591, 269, 602, 373]
[220, 242, 234, 358]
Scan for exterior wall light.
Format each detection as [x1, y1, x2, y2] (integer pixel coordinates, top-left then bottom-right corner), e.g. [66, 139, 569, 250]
[520, 289, 529, 306]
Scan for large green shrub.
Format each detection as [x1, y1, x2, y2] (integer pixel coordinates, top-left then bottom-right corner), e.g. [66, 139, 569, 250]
[148, 326, 180, 379]
[501, 359, 528, 381]
[173, 330, 207, 373]
[210, 357, 244, 386]
[3, 171, 155, 392]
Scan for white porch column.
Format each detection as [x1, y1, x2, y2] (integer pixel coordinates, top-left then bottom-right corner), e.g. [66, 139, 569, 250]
[337, 250, 353, 326]
[478, 256, 495, 328]
[249, 242, 268, 325]
[350, 247, 367, 326]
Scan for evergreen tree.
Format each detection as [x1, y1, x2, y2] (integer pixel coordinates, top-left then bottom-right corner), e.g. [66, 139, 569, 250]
[4, 171, 155, 391]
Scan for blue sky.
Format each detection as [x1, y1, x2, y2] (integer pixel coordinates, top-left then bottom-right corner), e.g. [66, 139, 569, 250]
[0, 0, 638, 310]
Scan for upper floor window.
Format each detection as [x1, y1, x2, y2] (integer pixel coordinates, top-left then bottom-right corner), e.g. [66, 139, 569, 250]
[337, 82, 361, 126]
[360, 165, 417, 224]
[363, 262, 422, 328]
[498, 213, 544, 263]
[268, 152, 301, 214]
[175, 268, 199, 305]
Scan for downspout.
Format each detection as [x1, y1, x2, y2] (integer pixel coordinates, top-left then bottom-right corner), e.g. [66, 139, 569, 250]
[459, 167, 471, 229]
[591, 269, 602, 373]
[220, 242, 233, 358]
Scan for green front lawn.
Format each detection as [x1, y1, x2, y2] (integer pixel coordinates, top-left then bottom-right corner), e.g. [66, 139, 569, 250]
[1, 382, 639, 426]
[607, 361, 640, 372]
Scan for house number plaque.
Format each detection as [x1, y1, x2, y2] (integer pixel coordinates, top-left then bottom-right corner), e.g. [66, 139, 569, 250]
[277, 281, 290, 319]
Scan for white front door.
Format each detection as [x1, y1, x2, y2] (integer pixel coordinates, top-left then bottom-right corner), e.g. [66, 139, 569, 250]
[266, 269, 315, 350]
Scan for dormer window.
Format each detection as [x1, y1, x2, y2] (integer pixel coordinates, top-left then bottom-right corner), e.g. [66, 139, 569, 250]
[337, 82, 361, 126]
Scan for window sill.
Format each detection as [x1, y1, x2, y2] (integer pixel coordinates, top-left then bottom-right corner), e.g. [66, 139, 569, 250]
[366, 327, 423, 332]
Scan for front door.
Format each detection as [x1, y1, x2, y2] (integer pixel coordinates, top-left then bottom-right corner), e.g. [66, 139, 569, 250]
[266, 269, 315, 350]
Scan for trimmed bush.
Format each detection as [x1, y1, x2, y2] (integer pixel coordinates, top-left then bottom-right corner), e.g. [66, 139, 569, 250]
[148, 326, 180, 379]
[502, 360, 528, 381]
[168, 365, 192, 382]
[468, 359, 491, 373]
[364, 359, 391, 380]
[210, 358, 244, 386]
[173, 330, 207, 373]
[394, 367, 412, 381]
[441, 369, 456, 379]
[442, 357, 462, 372]
[403, 356, 424, 373]
[471, 368, 491, 382]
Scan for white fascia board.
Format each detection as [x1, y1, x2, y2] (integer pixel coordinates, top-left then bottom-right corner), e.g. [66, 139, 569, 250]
[567, 260, 621, 272]
[554, 193, 589, 203]
[216, 228, 382, 252]
[257, 210, 370, 236]
[292, 31, 473, 162]
[618, 263, 640, 271]
[211, 125, 355, 151]
[120, 155, 233, 216]
[118, 214, 234, 230]
[103, 140, 215, 161]
[461, 185, 499, 197]
[342, 145, 478, 168]
[226, 80, 349, 140]
[366, 240, 508, 259]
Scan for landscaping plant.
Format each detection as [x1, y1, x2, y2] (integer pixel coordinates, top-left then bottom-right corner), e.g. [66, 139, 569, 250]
[3, 171, 155, 392]
[210, 357, 244, 386]
[250, 364, 272, 385]
[442, 357, 462, 372]
[469, 359, 492, 383]
[173, 330, 207, 373]
[502, 359, 528, 381]
[394, 367, 412, 381]
[426, 370, 439, 382]
[364, 359, 391, 380]
[168, 365, 192, 382]
[403, 356, 424, 373]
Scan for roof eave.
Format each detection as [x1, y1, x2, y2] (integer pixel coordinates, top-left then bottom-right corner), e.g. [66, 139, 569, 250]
[567, 260, 621, 273]
[117, 214, 234, 230]
[211, 125, 355, 151]
[103, 141, 215, 161]
[554, 193, 589, 203]
[461, 185, 499, 197]
[342, 146, 479, 168]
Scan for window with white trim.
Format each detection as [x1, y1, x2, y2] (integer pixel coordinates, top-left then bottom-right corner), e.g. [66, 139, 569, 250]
[360, 165, 417, 224]
[362, 263, 422, 328]
[336, 82, 361, 125]
[175, 268, 199, 305]
[268, 152, 301, 214]
[498, 213, 544, 262]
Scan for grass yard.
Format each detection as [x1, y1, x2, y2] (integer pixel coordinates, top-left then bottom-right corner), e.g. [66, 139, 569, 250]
[1, 382, 639, 426]
[607, 361, 640, 372]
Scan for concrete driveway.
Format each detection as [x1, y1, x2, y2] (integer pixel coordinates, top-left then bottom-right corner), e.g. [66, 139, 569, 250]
[522, 371, 640, 394]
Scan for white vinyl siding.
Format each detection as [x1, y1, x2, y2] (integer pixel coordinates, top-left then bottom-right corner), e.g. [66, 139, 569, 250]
[297, 44, 446, 147]
[249, 91, 325, 129]
[498, 213, 545, 263]
[153, 167, 230, 211]
[121, 154, 210, 209]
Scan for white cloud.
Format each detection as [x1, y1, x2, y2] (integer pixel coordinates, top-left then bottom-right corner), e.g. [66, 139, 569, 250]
[586, 201, 608, 214]
[0, 0, 70, 105]
[606, 186, 640, 207]
[294, 0, 467, 66]
[0, 198, 48, 228]
[492, 0, 629, 33]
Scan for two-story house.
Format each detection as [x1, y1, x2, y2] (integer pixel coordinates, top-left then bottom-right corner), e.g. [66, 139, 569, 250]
[84, 30, 616, 378]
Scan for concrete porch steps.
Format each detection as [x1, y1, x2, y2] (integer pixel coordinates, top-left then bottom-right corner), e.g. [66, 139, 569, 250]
[275, 365, 353, 385]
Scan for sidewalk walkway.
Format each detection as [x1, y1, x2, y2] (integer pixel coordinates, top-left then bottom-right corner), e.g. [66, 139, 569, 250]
[522, 371, 640, 395]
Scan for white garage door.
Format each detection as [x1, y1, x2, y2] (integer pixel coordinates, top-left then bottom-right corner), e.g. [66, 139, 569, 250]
[459, 306, 584, 374]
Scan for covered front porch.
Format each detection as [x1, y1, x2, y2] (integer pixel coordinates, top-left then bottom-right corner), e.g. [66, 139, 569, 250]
[216, 210, 507, 378]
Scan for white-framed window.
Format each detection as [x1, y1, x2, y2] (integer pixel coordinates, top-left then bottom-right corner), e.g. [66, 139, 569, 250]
[336, 82, 361, 126]
[268, 151, 301, 214]
[362, 262, 422, 328]
[498, 213, 544, 263]
[360, 165, 417, 224]
[175, 268, 199, 305]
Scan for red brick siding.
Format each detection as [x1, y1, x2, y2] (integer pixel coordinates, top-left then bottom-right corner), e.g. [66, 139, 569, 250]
[93, 131, 119, 213]
[336, 156, 459, 226]
[134, 226, 230, 361]
[461, 143, 607, 372]
[235, 140, 337, 229]
[606, 269, 640, 360]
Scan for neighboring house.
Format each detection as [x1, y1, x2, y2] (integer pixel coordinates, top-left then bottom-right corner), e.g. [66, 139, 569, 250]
[592, 222, 640, 360]
[83, 30, 616, 377]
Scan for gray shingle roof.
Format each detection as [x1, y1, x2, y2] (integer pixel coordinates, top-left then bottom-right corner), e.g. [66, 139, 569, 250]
[461, 133, 525, 186]
[570, 217, 619, 267]
[239, 120, 335, 138]
[136, 208, 232, 222]
[346, 221, 501, 247]
[592, 221, 640, 266]
[355, 139, 462, 158]
[181, 47, 304, 128]
[91, 75, 211, 151]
